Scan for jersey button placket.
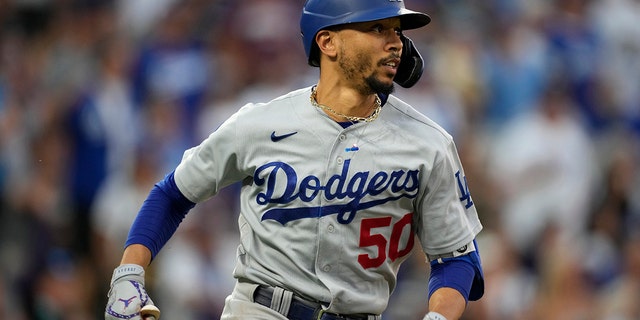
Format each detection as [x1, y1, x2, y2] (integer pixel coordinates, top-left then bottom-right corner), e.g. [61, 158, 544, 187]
[316, 135, 345, 286]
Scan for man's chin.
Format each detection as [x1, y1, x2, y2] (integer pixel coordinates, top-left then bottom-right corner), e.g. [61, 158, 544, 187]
[371, 80, 396, 95]
[366, 76, 395, 96]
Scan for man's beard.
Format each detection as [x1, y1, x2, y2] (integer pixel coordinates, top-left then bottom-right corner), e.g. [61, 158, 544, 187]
[340, 49, 396, 96]
[365, 73, 395, 96]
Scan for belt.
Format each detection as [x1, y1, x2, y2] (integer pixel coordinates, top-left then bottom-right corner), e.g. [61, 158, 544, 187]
[253, 286, 380, 320]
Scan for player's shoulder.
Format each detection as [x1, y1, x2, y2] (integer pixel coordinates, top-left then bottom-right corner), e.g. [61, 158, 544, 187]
[241, 87, 310, 109]
[384, 94, 454, 143]
[231, 87, 311, 120]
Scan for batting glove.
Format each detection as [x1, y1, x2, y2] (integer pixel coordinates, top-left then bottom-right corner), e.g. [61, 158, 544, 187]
[105, 264, 155, 320]
[423, 311, 448, 320]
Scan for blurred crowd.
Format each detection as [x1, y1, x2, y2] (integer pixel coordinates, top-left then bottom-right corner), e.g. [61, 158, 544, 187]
[1, 0, 639, 319]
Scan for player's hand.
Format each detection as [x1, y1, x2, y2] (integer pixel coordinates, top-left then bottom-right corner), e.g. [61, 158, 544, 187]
[105, 264, 155, 320]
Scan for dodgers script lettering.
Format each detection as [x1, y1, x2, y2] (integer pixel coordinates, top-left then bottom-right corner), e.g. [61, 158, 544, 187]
[254, 160, 420, 224]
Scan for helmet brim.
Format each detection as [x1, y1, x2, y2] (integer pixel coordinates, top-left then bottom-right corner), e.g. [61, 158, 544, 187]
[333, 7, 431, 31]
[397, 9, 432, 30]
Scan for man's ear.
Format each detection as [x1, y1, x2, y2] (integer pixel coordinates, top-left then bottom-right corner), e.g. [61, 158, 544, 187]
[316, 30, 338, 61]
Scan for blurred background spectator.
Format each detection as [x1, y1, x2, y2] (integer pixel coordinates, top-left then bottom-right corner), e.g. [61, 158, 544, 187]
[0, 0, 639, 319]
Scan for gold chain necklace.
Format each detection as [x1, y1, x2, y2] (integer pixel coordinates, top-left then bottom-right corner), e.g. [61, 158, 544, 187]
[310, 86, 382, 123]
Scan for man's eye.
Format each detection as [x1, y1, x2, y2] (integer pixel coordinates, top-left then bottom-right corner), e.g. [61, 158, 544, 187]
[372, 24, 383, 33]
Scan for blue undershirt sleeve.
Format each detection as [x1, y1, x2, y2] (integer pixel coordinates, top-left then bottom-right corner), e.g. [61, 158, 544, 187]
[125, 170, 196, 259]
[427, 239, 485, 302]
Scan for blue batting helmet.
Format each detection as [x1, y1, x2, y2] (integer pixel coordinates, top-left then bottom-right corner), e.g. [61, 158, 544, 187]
[300, 0, 431, 67]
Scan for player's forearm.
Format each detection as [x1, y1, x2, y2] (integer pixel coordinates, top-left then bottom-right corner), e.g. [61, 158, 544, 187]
[428, 287, 466, 320]
[120, 244, 152, 268]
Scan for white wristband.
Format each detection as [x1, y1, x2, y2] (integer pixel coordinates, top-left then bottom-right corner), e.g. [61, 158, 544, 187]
[111, 264, 145, 283]
[423, 311, 448, 320]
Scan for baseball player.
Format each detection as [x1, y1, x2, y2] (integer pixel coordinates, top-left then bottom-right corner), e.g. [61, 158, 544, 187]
[105, 1, 484, 320]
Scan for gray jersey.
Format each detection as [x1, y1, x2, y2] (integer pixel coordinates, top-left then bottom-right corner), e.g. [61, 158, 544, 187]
[174, 86, 482, 315]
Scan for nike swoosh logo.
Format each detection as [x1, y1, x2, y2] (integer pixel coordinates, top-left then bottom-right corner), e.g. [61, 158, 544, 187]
[271, 131, 298, 142]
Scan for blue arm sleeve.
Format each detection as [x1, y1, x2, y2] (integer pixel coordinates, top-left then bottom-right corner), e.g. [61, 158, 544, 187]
[125, 171, 196, 259]
[428, 239, 485, 302]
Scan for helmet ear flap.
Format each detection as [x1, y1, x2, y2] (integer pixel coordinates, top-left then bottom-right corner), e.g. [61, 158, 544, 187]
[394, 35, 424, 88]
[308, 44, 320, 67]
